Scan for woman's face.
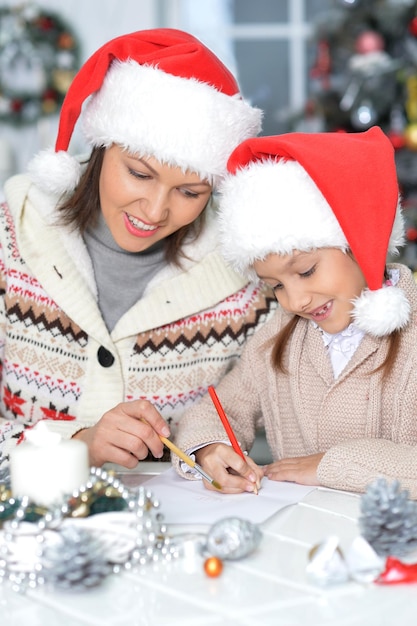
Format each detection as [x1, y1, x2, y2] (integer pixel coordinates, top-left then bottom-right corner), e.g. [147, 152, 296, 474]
[99, 145, 212, 252]
[253, 248, 367, 334]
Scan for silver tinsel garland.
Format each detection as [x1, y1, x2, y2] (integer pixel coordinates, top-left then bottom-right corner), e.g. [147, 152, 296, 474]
[0, 466, 178, 592]
[0, 466, 262, 592]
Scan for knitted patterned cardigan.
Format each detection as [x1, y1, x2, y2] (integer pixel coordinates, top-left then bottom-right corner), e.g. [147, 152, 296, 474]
[0, 174, 276, 464]
[174, 264, 417, 498]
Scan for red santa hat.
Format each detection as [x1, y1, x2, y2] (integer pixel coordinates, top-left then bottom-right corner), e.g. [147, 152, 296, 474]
[28, 28, 262, 194]
[218, 126, 409, 337]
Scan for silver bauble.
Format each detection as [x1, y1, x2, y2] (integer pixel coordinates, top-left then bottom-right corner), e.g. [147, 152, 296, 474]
[206, 517, 262, 560]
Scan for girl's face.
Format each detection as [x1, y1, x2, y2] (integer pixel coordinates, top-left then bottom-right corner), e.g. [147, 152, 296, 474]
[99, 145, 212, 252]
[253, 248, 367, 334]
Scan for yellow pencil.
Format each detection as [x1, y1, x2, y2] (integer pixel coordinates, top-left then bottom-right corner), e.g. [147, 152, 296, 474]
[160, 435, 222, 491]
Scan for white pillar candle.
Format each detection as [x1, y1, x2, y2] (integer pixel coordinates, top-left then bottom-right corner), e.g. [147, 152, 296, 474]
[10, 422, 90, 506]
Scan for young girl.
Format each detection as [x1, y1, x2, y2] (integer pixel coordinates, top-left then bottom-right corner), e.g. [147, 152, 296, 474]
[173, 126, 417, 499]
[0, 29, 276, 469]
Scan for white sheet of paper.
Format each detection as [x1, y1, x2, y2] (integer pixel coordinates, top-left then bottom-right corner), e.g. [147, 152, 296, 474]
[143, 468, 314, 525]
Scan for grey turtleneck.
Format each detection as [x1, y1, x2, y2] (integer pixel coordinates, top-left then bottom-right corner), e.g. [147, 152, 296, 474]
[84, 212, 166, 331]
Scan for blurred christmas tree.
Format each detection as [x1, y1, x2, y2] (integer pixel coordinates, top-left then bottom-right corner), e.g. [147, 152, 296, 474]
[301, 0, 417, 270]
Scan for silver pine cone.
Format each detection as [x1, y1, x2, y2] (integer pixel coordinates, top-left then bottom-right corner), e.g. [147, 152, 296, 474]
[359, 477, 417, 557]
[40, 525, 110, 590]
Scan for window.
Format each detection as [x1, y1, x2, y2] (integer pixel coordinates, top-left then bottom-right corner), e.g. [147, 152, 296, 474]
[159, 0, 333, 134]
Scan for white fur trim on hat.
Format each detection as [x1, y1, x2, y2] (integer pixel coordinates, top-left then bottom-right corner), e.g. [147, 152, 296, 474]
[352, 285, 410, 336]
[219, 159, 347, 276]
[219, 158, 403, 277]
[82, 60, 262, 188]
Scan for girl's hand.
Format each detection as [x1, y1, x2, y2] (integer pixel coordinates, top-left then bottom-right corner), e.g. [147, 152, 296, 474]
[72, 400, 170, 468]
[264, 453, 324, 486]
[195, 443, 264, 494]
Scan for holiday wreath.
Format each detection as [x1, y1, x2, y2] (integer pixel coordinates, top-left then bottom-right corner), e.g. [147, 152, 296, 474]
[0, 3, 80, 125]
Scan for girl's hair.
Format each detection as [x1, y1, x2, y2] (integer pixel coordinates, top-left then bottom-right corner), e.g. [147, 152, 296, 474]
[271, 267, 401, 379]
[57, 147, 206, 267]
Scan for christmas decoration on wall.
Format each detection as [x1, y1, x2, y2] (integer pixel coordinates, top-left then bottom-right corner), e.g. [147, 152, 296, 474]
[0, 3, 80, 125]
[302, 0, 417, 270]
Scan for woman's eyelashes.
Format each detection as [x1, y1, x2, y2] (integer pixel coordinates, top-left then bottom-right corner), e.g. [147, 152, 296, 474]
[127, 168, 202, 199]
[128, 167, 150, 180]
[180, 188, 200, 199]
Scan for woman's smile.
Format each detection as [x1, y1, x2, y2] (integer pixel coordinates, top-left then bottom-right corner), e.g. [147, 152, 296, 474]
[124, 212, 160, 238]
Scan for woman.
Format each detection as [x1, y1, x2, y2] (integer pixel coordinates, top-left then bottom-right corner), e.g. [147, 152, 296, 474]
[0, 29, 276, 468]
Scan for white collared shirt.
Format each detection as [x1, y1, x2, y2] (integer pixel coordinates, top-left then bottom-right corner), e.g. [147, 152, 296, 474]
[316, 268, 400, 378]
[318, 323, 365, 378]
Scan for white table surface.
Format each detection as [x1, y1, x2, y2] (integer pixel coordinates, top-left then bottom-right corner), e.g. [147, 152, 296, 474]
[2, 462, 417, 626]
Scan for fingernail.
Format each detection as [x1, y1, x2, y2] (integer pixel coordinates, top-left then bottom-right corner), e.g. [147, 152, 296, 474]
[248, 473, 256, 482]
[161, 426, 170, 436]
[245, 484, 255, 493]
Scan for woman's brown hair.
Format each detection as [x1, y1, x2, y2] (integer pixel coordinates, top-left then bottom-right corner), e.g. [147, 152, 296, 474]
[57, 147, 206, 267]
[271, 267, 401, 379]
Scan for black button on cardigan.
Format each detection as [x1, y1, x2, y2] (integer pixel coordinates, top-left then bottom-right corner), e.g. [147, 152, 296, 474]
[97, 346, 115, 368]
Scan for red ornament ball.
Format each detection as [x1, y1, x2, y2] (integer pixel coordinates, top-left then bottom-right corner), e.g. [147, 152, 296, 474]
[406, 227, 417, 242]
[355, 31, 384, 55]
[204, 556, 223, 577]
[409, 17, 417, 38]
[388, 130, 406, 150]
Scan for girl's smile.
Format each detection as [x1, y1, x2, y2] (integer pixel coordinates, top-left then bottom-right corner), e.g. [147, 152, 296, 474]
[253, 248, 367, 334]
[99, 145, 212, 253]
[308, 300, 333, 322]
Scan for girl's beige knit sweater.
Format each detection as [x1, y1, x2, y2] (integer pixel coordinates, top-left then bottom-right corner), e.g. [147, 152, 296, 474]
[174, 264, 417, 498]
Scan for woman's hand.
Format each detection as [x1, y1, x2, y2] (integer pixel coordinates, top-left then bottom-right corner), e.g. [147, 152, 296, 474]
[264, 453, 324, 486]
[195, 443, 264, 494]
[72, 400, 170, 468]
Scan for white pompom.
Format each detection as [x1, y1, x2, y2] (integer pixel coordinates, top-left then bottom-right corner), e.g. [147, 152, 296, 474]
[27, 149, 82, 196]
[352, 286, 410, 337]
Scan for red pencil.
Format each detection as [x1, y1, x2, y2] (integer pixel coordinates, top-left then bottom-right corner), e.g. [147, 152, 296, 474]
[208, 385, 245, 460]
